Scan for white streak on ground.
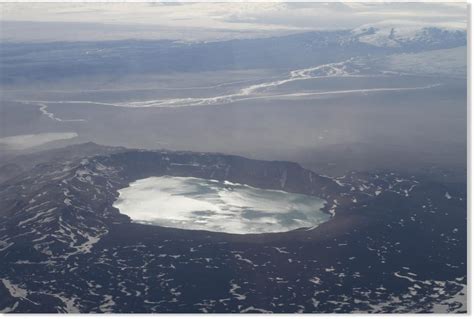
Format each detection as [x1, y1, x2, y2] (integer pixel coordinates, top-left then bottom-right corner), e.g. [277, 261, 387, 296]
[229, 281, 246, 300]
[16, 60, 441, 109]
[1, 279, 28, 299]
[38, 103, 86, 122]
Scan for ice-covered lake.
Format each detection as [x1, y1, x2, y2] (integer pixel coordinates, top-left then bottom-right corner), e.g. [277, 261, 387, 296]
[113, 176, 330, 234]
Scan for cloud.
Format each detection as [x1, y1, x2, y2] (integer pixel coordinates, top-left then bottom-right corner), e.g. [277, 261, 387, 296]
[0, 2, 467, 42]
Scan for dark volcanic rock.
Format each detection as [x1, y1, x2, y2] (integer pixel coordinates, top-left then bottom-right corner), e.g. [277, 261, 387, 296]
[0, 144, 466, 313]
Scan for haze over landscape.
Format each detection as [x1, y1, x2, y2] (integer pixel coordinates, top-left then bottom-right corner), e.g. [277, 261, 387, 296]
[0, 2, 467, 179]
[0, 2, 468, 314]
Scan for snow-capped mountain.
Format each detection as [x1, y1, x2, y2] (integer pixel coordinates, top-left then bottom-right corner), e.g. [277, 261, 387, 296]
[352, 22, 466, 49]
[1, 25, 466, 84]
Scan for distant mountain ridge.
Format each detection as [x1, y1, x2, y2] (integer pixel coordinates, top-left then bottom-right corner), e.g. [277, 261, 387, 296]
[0, 26, 466, 84]
[352, 23, 466, 49]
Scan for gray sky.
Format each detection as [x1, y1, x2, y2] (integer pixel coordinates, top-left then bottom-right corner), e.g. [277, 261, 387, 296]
[0, 2, 467, 42]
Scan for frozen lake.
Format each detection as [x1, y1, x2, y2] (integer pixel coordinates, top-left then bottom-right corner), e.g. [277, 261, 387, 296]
[113, 176, 329, 234]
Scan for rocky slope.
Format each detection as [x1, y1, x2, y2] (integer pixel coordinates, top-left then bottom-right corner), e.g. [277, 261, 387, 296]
[0, 143, 466, 313]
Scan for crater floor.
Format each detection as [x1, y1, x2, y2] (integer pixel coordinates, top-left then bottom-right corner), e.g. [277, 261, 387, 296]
[113, 176, 329, 234]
